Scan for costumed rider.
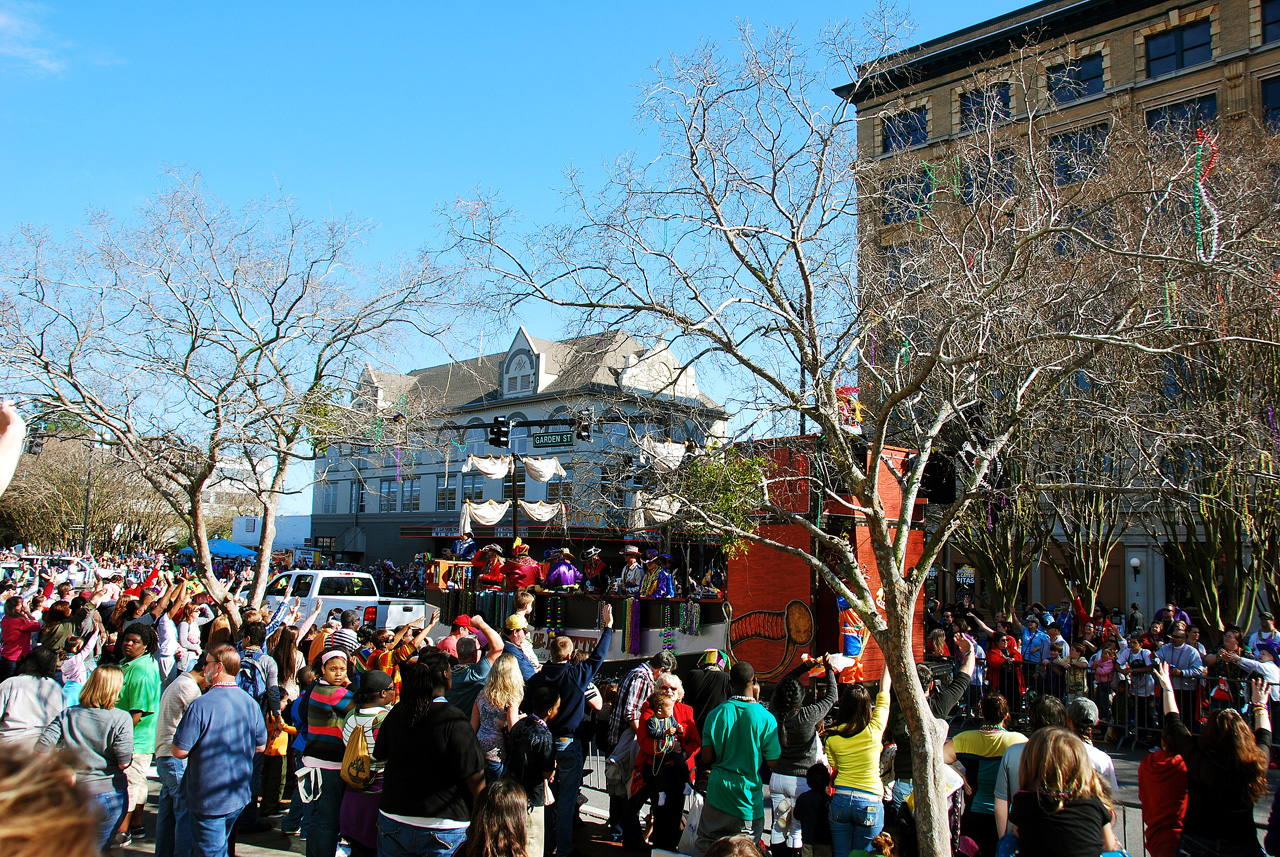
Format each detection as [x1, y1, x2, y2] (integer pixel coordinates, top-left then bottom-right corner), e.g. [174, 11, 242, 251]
[477, 544, 506, 589]
[615, 545, 644, 596]
[450, 532, 478, 560]
[639, 549, 674, 598]
[542, 547, 581, 590]
[581, 547, 609, 593]
[503, 538, 541, 590]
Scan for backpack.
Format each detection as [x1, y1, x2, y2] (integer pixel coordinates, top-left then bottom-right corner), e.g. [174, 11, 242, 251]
[237, 655, 268, 709]
[341, 721, 374, 789]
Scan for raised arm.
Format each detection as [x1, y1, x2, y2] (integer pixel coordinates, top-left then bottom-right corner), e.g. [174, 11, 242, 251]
[471, 615, 504, 664]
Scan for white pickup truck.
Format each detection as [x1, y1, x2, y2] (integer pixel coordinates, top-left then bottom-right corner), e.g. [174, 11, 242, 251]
[263, 569, 427, 629]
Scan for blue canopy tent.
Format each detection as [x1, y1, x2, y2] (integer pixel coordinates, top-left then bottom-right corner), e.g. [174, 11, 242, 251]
[177, 538, 258, 559]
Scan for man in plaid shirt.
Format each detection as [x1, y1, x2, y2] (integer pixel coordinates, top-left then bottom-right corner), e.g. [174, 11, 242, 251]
[607, 650, 677, 848]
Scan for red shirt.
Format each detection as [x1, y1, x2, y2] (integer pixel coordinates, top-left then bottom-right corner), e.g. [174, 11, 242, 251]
[631, 699, 701, 796]
[1, 615, 41, 661]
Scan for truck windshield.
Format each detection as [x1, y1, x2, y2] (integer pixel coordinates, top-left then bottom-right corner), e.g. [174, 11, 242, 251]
[317, 576, 377, 597]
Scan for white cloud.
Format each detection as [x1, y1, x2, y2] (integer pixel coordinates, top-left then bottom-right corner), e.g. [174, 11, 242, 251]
[0, 2, 67, 74]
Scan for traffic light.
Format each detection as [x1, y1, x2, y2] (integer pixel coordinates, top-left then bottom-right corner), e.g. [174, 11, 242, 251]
[489, 416, 510, 448]
[575, 419, 592, 442]
[23, 431, 44, 456]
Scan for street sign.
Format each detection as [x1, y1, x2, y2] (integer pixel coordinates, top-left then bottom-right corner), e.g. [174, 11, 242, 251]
[533, 431, 573, 449]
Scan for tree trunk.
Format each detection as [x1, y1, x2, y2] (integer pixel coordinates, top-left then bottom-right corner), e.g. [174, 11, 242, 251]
[248, 455, 291, 608]
[190, 495, 239, 633]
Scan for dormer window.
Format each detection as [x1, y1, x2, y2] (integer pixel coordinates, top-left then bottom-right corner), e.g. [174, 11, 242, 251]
[506, 354, 534, 395]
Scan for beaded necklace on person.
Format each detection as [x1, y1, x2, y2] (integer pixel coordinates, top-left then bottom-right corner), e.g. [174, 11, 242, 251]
[731, 695, 756, 703]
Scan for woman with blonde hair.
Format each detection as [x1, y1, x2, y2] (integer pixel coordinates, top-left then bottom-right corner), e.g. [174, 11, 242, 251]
[35, 664, 135, 851]
[1006, 726, 1119, 855]
[471, 652, 524, 781]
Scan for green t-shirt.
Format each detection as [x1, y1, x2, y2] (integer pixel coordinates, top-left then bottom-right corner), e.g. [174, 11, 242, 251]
[703, 698, 781, 821]
[118, 655, 163, 754]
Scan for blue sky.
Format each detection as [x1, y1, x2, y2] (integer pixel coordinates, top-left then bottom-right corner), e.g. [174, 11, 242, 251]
[1, 1, 1025, 511]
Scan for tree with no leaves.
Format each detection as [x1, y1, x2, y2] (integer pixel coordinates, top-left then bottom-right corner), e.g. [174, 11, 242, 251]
[0, 172, 454, 622]
[436, 19, 1279, 852]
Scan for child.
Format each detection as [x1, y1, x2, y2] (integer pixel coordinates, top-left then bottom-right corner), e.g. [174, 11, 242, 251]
[792, 763, 833, 857]
[59, 630, 98, 707]
[506, 685, 559, 857]
[1058, 643, 1089, 704]
[1006, 726, 1120, 856]
[1045, 640, 1067, 700]
[1091, 643, 1118, 737]
[280, 666, 316, 837]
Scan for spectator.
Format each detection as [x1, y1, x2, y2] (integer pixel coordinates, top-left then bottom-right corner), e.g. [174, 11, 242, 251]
[1230, 640, 1280, 703]
[35, 663, 134, 852]
[1005, 727, 1120, 855]
[437, 616, 473, 660]
[1119, 634, 1157, 744]
[767, 656, 837, 854]
[500, 614, 537, 680]
[692, 662, 781, 857]
[171, 645, 269, 857]
[1248, 611, 1277, 653]
[683, 648, 732, 734]
[609, 651, 677, 750]
[506, 685, 559, 857]
[993, 695, 1067, 837]
[634, 673, 700, 852]
[1204, 628, 1254, 712]
[0, 645, 64, 748]
[446, 614, 504, 715]
[462, 778, 527, 857]
[1065, 697, 1118, 791]
[237, 620, 281, 835]
[1157, 627, 1204, 724]
[1020, 616, 1049, 667]
[792, 763, 832, 857]
[522, 602, 613, 857]
[279, 665, 317, 838]
[470, 653, 524, 781]
[824, 667, 891, 857]
[1138, 719, 1189, 857]
[374, 653, 486, 857]
[0, 595, 42, 680]
[300, 649, 356, 857]
[705, 834, 768, 857]
[1128, 602, 1145, 637]
[154, 659, 207, 857]
[944, 692, 1027, 856]
[116, 622, 162, 843]
[984, 632, 1023, 717]
[1154, 662, 1270, 857]
[341, 670, 396, 857]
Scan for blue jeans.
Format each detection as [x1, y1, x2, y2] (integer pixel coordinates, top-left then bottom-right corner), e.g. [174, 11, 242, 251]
[281, 750, 311, 834]
[190, 810, 242, 857]
[236, 752, 264, 828]
[304, 767, 345, 857]
[829, 788, 883, 856]
[93, 788, 128, 851]
[483, 758, 504, 783]
[156, 755, 193, 857]
[549, 737, 584, 857]
[377, 815, 468, 857]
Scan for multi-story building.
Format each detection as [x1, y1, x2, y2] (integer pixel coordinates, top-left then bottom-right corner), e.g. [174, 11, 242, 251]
[310, 327, 727, 565]
[836, 0, 1280, 617]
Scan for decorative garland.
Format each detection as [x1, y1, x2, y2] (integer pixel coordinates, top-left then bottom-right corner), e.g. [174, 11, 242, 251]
[628, 597, 643, 656]
[1193, 129, 1221, 263]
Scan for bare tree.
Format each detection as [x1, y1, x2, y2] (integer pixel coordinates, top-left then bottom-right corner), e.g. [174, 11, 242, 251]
[1, 172, 453, 620]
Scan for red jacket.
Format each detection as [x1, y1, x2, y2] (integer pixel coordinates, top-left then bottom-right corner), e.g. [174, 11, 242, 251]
[1138, 748, 1188, 857]
[631, 700, 700, 796]
[1, 614, 41, 661]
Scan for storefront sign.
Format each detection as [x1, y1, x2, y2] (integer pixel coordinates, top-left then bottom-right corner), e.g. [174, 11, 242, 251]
[533, 431, 573, 449]
[955, 566, 975, 585]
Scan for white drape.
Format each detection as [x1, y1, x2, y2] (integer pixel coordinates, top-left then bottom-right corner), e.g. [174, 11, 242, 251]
[462, 455, 513, 479]
[641, 437, 687, 473]
[520, 456, 567, 483]
[459, 499, 512, 534]
[518, 500, 563, 522]
[629, 491, 682, 528]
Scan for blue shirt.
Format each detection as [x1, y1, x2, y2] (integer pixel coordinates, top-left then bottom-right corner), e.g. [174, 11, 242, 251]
[173, 685, 268, 817]
[1022, 629, 1049, 663]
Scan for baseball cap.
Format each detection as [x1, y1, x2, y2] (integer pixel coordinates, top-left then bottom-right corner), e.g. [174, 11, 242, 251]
[505, 614, 529, 631]
[361, 670, 393, 693]
[453, 615, 472, 628]
[1068, 696, 1099, 727]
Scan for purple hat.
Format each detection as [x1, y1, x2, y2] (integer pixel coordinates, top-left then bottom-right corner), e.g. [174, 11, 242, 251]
[1255, 639, 1280, 662]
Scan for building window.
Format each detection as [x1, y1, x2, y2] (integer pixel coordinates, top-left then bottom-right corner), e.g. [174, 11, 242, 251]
[1146, 94, 1218, 139]
[314, 536, 335, 552]
[1263, 77, 1280, 130]
[506, 355, 534, 395]
[1146, 20, 1212, 78]
[460, 474, 485, 504]
[1266, 0, 1280, 44]
[350, 480, 366, 514]
[245, 518, 256, 533]
[465, 425, 487, 455]
[379, 479, 399, 513]
[546, 469, 574, 502]
[503, 466, 526, 501]
[883, 173, 933, 224]
[510, 425, 528, 455]
[959, 84, 1011, 130]
[403, 477, 421, 512]
[321, 483, 338, 514]
[436, 475, 457, 511]
[882, 107, 928, 153]
[1048, 54, 1105, 104]
[1050, 124, 1109, 186]
[962, 149, 1016, 204]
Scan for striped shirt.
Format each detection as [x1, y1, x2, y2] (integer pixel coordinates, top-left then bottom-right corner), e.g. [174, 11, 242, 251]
[301, 682, 355, 769]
